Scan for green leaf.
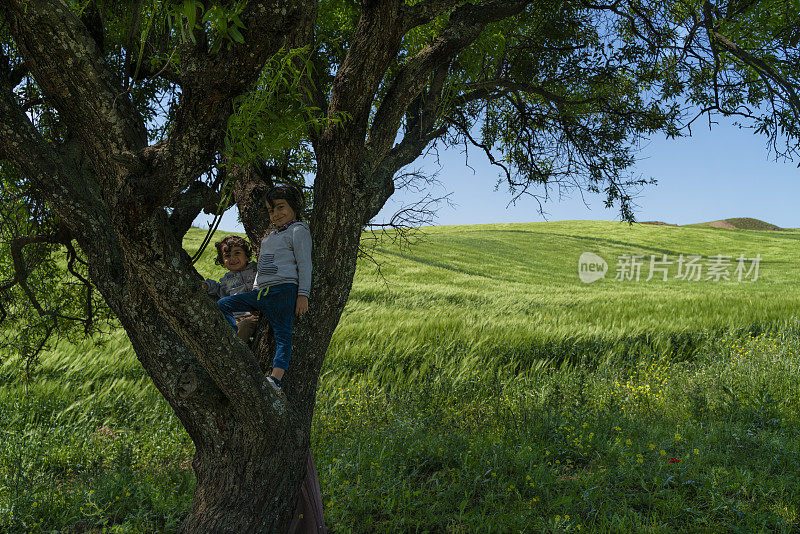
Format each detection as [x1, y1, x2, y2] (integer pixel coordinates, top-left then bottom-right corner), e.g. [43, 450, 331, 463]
[184, 0, 197, 29]
[201, 8, 216, 24]
[228, 26, 245, 44]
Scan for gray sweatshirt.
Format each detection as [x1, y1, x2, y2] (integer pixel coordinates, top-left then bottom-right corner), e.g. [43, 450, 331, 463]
[205, 262, 258, 317]
[253, 221, 312, 298]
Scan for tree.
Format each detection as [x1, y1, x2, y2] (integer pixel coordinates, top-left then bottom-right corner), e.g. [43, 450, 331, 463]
[1, 0, 797, 531]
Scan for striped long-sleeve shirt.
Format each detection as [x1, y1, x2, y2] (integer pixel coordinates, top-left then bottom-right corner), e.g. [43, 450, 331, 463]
[253, 221, 312, 298]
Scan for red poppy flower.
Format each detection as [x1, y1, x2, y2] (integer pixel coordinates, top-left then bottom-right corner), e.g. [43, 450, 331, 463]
[668, 457, 680, 463]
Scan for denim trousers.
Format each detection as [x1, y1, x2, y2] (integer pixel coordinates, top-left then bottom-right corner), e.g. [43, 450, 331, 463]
[217, 283, 297, 370]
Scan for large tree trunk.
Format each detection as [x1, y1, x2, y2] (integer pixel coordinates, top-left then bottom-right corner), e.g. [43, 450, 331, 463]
[184, 436, 307, 532]
[0, 1, 423, 532]
[60, 204, 340, 533]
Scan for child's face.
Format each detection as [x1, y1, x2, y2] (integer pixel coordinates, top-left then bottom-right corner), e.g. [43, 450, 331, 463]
[267, 198, 296, 227]
[221, 245, 248, 272]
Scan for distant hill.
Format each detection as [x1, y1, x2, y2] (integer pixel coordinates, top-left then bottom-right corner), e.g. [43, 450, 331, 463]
[640, 221, 679, 227]
[687, 217, 783, 231]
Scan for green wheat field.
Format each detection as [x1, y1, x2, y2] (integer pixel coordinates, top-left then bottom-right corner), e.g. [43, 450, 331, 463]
[2, 221, 800, 532]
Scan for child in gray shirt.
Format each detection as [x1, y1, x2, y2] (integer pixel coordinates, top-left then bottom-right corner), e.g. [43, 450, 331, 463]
[217, 185, 311, 393]
[203, 235, 259, 341]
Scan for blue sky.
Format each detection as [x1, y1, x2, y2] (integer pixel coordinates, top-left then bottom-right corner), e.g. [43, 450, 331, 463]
[195, 116, 799, 233]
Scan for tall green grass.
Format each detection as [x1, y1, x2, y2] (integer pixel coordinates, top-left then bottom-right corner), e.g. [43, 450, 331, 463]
[324, 221, 800, 391]
[313, 327, 800, 532]
[2, 221, 799, 532]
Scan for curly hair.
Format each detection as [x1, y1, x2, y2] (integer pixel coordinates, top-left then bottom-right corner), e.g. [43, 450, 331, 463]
[213, 235, 252, 266]
[266, 184, 306, 221]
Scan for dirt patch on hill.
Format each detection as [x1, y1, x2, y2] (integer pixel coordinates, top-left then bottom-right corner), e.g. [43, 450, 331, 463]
[695, 218, 783, 230]
[708, 220, 738, 229]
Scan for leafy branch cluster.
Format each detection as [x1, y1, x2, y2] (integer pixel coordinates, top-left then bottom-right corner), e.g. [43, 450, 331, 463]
[170, 0, 249, 54]
[0, 164, 114, 377]
[224, 45, 348, 170]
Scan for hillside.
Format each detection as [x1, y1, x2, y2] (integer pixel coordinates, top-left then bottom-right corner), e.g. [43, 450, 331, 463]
[687, 217, 783, 230]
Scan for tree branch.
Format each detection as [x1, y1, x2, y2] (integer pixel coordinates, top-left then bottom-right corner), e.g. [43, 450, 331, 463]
[362, 61, 452, 225]
[366, 0, 532, 165]
[460, 79, 608, 107]
[127, 0, 316, 226]
[1, 0, 149, 180]
[323, 1, 406, 150]
[401, 0, 467, 30]
[0, 52, 27, 89]
[581, 1, 663, 52]
[379, 63, 450, 174]
[80, 1, 106, 53]
[702, 0, 800, 117]
[0, 232, 83, 326]
[122, 0, 144, 88]
[0, 68, 93, 220]
[168, 180, 225, 239]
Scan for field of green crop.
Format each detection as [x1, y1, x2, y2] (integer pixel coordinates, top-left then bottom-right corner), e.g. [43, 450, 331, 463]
[2, 221, 800, 532]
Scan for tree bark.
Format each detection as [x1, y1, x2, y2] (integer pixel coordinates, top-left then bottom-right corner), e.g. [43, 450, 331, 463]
[64, 197, 326, 533]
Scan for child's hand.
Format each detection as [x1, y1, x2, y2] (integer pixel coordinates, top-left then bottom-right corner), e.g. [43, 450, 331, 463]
[295, 295, 309, 316]
[201, 281, 208, 290]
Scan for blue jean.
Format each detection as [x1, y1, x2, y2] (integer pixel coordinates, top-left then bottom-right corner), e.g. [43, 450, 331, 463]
[217, 283, 297, 370]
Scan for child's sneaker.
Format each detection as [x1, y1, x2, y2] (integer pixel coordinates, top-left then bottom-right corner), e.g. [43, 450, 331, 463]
[267, 376, 283, 394]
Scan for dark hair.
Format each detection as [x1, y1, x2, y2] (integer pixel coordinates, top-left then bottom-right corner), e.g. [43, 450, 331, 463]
[213, 236, 252, 266]
[266, 184, 306, 221]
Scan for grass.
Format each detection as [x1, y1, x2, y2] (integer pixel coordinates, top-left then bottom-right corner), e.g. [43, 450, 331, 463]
[2, 221, 800, 532]
[327, 221, 799, 389]
[0, 331, 194, 533]
[314, 329, 800, 532]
